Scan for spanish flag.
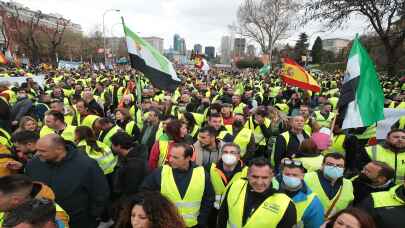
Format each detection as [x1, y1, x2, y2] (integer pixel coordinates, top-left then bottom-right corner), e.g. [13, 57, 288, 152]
[280, 58, 320, 92]
[0, 52, 8, 65]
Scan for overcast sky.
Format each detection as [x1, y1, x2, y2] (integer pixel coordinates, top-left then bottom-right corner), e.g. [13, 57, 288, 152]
[9, 0, 371, 53]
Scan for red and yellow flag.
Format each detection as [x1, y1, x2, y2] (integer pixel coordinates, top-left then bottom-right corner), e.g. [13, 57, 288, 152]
[280, 58, 320, 92]
[0, 52, 8, 65]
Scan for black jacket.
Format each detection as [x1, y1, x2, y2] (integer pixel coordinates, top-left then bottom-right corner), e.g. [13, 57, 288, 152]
[274, 130, 310, 169]
[352, 176, 395, 206]
[25, 143, 110, 228]
[113, 146, 148, 197]
[217, 181, 297, 228]
[358, 185, 405, 228]
[140, 162, 215, 228]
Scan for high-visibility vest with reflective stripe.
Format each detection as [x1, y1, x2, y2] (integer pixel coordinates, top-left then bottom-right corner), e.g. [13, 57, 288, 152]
[100, 125, 121, 148]
[294, 155, 324, 172]
[314, 111, 335, 128]
[125, 121, 137, 137]
[224, 126, 252, 157]
[332, 134, 346, 155]
[80, 115, 100, 128]
[158, 140, 170, 167]
[0, 128, 12, 148]
[218, 129, 230, 140]
[227, 179, 291, 228]
[275, 103, 289, 114]
[233, 103, 246, 114]
[161, 165, 205, 227]
[77, 140, 117, 174]
[304, 172, 353, 218]
[191, 125, 200, 138]
[366, 144, 405, 184]
[40, 125, 76, 142]
[245, 116, 271, 146]
[271, 131, 290, 166]
[210, 164, 246, 209]
[372, 185, 404, 208]
[295, 192, 316, 225]
[129, 105, 144, 130]
[192, 113, 205, 126]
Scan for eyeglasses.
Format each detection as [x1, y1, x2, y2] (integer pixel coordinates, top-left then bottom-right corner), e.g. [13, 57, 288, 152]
[325, 162, 344, 169]
[282, 159, 303, 167]
[222, 150, 239, 155]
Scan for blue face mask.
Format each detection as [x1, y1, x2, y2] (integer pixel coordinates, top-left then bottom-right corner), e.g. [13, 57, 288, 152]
[323, 165, 344, 180]
[282, 175, 302, 189]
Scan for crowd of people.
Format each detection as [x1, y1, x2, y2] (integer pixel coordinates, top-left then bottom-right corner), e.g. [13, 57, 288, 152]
[0, 64, 404, 228]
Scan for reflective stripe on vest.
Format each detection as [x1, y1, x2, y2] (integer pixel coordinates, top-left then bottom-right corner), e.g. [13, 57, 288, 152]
[77, 140, 117, 174]
[372, 185, 405, 208]
[245, 117, 271, 146]
[227, 179, 290, 228]
[304, 172, 353, 218]
[161, 165, 205, 227]
[366, 145, 405, 184]
[158, 140, 170, 167]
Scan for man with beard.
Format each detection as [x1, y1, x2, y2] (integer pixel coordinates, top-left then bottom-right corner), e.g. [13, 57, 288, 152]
[352, 161, 395, 206]
[7, 131, 40, 171]
[360, 129, 405, 184]
[194, 126, 225, 167]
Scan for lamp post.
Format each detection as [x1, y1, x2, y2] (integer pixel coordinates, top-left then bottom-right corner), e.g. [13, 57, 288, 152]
[103, 9, 120, 66]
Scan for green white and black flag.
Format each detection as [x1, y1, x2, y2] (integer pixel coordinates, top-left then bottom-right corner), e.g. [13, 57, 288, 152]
[122, 18, 181, 91]
[338, 36, 384, 129]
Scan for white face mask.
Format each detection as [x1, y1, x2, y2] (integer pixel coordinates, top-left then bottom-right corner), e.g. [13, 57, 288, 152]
[222, 153, 237, 165]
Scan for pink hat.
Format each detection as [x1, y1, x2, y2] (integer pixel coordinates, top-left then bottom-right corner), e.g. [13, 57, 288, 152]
[311, 132, 331, 150]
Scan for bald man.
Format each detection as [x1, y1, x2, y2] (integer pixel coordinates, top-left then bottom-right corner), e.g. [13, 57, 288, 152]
[25, 134, 110, 228]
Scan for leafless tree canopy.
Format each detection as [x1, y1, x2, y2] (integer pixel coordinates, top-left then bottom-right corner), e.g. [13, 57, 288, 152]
[304, 0, 405, 77]
[234, 0, 299, 60]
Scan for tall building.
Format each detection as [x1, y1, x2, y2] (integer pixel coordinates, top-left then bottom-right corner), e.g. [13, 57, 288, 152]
[220, 36, 232, 64]
[205, 46, 215, 60]
[194, 44, 202, 54]
[143, 36, 164, 53]
[322, 38, 350, 54]
[173, 34, 181, 51]
[247, 44, 256, 57]
[179, 38, 186, 55]
[234, 38, 246, 57]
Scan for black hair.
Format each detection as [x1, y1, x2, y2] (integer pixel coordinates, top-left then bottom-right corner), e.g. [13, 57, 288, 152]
[198, 126, 217, 137]
[110, 131, 134, 150]
[323, 152, 345, 164]
[12, 131, 39, 144]
[0, 174, 33, 195]
[248, 157, 273, 170]
[44, 110, 65, 123]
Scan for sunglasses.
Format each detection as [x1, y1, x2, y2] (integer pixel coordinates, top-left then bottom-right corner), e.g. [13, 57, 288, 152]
[282, 159, 303, 167]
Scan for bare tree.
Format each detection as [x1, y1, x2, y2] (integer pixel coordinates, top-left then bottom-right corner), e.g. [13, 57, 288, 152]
[43, 17, 69, 67]
[304, 0, 405, 77]
[232, 0, 299, 63]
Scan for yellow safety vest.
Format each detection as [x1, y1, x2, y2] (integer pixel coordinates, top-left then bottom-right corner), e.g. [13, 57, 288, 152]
[210, 164, 247, 209]
[275, 103, 289, 114]
[295, 155, 324, 172]
[271, 131, 290, 166]
[161, 165, 205, 227]
[77, 140, 116, 174]
[233, 103, 246, 114]
[80, 115, 100, 128]
[129, 105, 144, 130]
[295, 192, 316, 225]
[190, 125, 200, 138]
[331, 134, 346, 155]
[314, 111, 335, 128]
[0, 128, 12, 148]
[399, 117, 405, 129]
[158, 140, 170, 167]
[245, 116, 271, 146]
[125, 121, 137, 137]
[227, 179, 292, 228]
[355, 124, 376, 140]
[372, 185, 404, 208]
[366, 144, 405, 184]
[39, 125, 76, 142]
[303, 120, 312, 136]
[224, 126, 253, 157]
[100, 126, 121, 148]
[304, 172, 353, 218]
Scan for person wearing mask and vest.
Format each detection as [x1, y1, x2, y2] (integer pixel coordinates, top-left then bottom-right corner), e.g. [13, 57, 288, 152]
[222, 113, 256, 161]
[273, 115, 310, 170]
[93, 117, 122, 148]
[351, 161, 395, 206]
[74, 126, 116, 175]
[361, 129, 405, 184]
[40, 110, 76, 142]
[141, 143, 214, 228]
[217, 157, 297, 228]
[304, 153, 354, 219]
[358, 174, 405, 228]
[244, 106, 272, 158]
[314, 103, 335, 129]
[277, 159, 324, 228]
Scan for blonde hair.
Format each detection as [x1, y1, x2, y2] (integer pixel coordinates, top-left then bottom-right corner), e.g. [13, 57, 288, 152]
[17, 116, 38, 131]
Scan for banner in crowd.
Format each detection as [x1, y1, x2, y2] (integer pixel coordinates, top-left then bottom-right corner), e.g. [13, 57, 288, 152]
[376, 108, 405, 140]
[0, 75, 45, 88]
[58, 60, 81, 70]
